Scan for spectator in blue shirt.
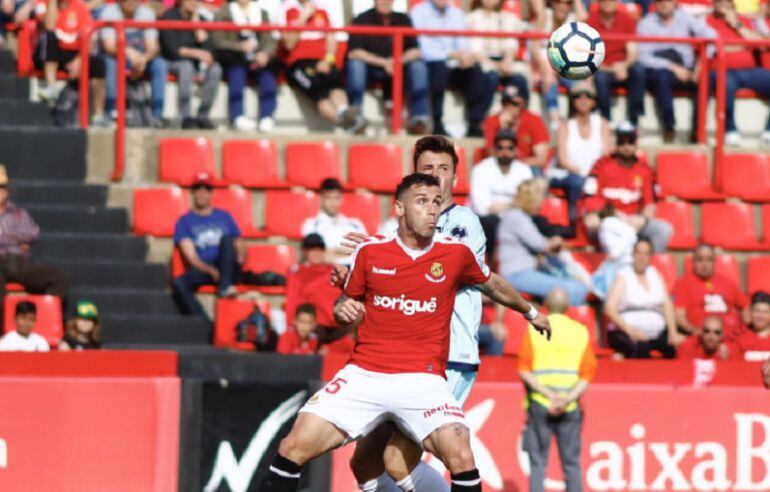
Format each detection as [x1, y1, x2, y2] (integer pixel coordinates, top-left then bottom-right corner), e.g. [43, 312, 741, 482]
[411, 0, 488, 137]
[172, 172, 246, 317]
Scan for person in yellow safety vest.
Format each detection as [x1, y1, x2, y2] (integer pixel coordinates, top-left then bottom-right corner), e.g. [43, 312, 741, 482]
[519, 287, 597, 492]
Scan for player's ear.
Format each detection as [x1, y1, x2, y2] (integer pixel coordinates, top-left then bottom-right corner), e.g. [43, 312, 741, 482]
[394, 199, 405, 218]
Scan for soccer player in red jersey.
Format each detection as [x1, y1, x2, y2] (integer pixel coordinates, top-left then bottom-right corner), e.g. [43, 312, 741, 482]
[260, 174, 551, 492]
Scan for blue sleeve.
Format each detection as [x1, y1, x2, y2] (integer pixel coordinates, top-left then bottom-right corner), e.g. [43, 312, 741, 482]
[225, 211, 242, 238]
[173, 215, 192, 244]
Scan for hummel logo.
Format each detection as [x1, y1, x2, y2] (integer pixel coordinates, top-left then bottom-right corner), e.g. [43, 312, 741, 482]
[372, 266, 396, 275]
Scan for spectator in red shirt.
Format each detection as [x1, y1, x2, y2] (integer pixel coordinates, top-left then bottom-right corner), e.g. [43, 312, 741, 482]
[708, 0, 770, 146]
[672, 244, 749, 340]
[582, 122, 672, 252]
[278, 0, 365, 133]
[677, 315, 741, 360]
[277, 303, 320, 355]
[737, 291, 770, 361]
[588, 0, 646, 125]
[483, 85, 550, 171]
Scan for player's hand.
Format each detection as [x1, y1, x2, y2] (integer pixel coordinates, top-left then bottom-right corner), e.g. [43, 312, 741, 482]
[530, 313, 552, 341]
[669, 64, 692, 83]
[668, 331, 685, 347]
[627, 328, 648, 342]
[330, 264, 350, 288]
[334, 298, 365, 325]
[340, 231, 368, 252]
[208, 267, 221, 283]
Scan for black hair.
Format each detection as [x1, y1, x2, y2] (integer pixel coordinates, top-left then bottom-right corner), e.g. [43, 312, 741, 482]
[412, 136, 459, 171]
[319, 177, 343, 192]
[15, 301, 37, 317]
[295, 303, 317, 318]
[751, 291, 770, 306]
[694, 243, 715, 255]
[634, 237, 653, 252]
[395, 173, 441, 200]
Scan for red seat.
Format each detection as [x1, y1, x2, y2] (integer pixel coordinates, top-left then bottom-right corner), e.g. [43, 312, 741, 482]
[244, 244, 297, 277]
[454, 146, 470, 195]
[348, 144, 403, 192]
[213, 298, 272, 350]
[722, 153, 770, 202]
[133, 187, 189, 236]
[651, 254, 678, 291]
[502, 308, 530, 355]
[684, 253, 741, 287]
[4, 295, 63, 347]
[473, 146, 490, 165]
[571, 251, 606, 273]
[264, 190, 319, 239]
[285, 141, 341, 189]
[158, 138, 217, 186]
[211, 187, 261, 237]
[701, 202, 762, 250]
[222, 140, 286, 189]
[747, 257, 770, 295]
[655, 201, 697, 249]
[539, 197, 569, 226]
[763, 204, 770, 245]
[340, 191, 381, 235]
[656, 151, 722, 200]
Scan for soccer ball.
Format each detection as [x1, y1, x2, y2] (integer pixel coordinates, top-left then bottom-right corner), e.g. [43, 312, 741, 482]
[547, 22, 606, 80]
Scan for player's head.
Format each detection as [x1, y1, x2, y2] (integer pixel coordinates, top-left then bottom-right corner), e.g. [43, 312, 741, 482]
[294, 304, 317, 339]
[632, 238, 653, 274]
[14, 301, 37, 337]
[545, 287, 570, 314]
[701, 315, 724, 352]
[692, 243, 716, 280]
[413, 136, 458, 204]
[318, 178, 343, 217]
[494, 128, 518, 167]
[750, 291, 770, 333]
[394, 173, 442, 240]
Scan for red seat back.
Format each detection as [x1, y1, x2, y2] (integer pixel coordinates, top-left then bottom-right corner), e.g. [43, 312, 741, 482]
[655, 201, 697, 249]
[651, 254, 678, 291]
[348, 144, 403, 192]
[4, 295, 63, 347]
[222, 140, 285, 189]
[158, 138, 217, 186]
[244, 244, 297, 276]
[285, 141, 341, 189]
[747, 257, 770, 295]
[133, 187, 189, 237]
[656, 151, 720, 200]
[701, 202, 760, 250]
[264, 190, 319, 239]
[211, 188, 258, 237]
[722, 153, 770, 202]
[340, 191, 381, 235]
[539, 197, 569, 226]
[214, 298, 272, 350]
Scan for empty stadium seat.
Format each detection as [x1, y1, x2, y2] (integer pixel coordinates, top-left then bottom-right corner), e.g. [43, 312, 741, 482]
[211, 187, 261, 237]
[502, 308, 530, 355]
[684, 253, 741, 287]
[221, 139, 286, 189]
[701, 202, 762, 250]
[348, 144, 403, 192]
[651, 254, 678, 291]
[655, 201, 697, 249]
[656, 151, 722, 200]
[747, 257, 770, 294]
[264, 190, 319, 239]
[539, 197, 569, 226]
[571, 251, 605, 273]
[285, 141, 341, 189]
[340, 191, 381, 234]
[158, 138, 217, 186]
[763, 204, 770, 246]
[133, 187, 189, 236]
[454, 146, 470, 195]
[4, 295, 63, 346]
[722, 153, 770, 202]
[244, 244, 297, 277]
[213, 298, 272, 350]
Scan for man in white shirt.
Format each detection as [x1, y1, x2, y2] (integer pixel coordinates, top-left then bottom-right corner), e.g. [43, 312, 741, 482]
[301, 178, 367, 261]
[470, 128, 534, 259]
[0, 300, 50, 352]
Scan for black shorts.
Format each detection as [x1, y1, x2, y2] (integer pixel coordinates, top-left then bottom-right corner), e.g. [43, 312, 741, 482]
[36, 30, 105, 79]
[285, 59, 343, 102]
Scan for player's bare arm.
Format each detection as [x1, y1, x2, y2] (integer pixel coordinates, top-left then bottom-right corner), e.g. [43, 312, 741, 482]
[478, 273, 552, 340]
[334, 295, 365, 327]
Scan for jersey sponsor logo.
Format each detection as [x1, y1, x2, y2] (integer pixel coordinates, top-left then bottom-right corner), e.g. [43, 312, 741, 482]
[426, 262, 447, 283]
[703, 293, 729, 313]
[372, 266, 396, 275]
[602, 186, 642, 204]
[372, 294, 437, 316]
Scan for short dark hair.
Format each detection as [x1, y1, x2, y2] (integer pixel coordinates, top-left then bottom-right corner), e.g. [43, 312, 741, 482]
[319, 177, 343, 192]
[752, 291, 770, 306]
[395, 173, 440, 200]
[295, 303, 317, 318]
[413, 136, 459, 171]
[15, 301, 37, 317]
[694, 243, 715, 255]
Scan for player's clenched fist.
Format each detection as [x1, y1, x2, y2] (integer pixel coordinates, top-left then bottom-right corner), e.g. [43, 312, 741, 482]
[530, 312, 553, 341]
[334, 297, 365, 326]
[330, 264, 349, 288]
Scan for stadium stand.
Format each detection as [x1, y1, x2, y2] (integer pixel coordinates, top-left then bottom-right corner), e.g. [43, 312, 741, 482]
[747, 257, 770, 295]
[264, 189, 319, 239]
[133, 187, 188, 237]
[347, 143, 403, 192]
[339, 191, 381, 235]
[158, 138, 217, 186]
[656, 150, 723, 200]
[285, 141, 342, 189]
[684, 253, 741, 287]
[210, 187, 261, 238]
[722, 153, 770, 202]
[701, 202, 764, 251]
[655, 201, 698, 250]
[221, 139, 286, 189]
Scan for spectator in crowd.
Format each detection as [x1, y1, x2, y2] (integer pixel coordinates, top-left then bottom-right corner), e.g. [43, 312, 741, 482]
[278, 0, 365, 133]
[707, 0, 770, 146]
[100, 0, 167, 124]
[471, 129, 534, 259]
[411, 0, 488, 137]
[159, 0, 222, 129]
[737, 291, 770, 361]
[35, 0, 108, 125]
[1, 0, 34, 45]
[582, 122, 672, 252]
[345, 0, 430, 134]
[588, 0, 646, 124]
[550, 82, 612, 222]
[467, 0, 530, 117]
[637, 0, 715, 143]
[0, 301, 49, 352]
[604, 238, 679, 358]
[301, 178, 366, 262]
[172, 172, 245, 317]
[591, 205, 640, 298]
[0, 166, 71, 308]
[212, 0, 278, 132]
[519, 287, 596, 492]
[58, 300, 101, 350]
[483, 85, 550, 170]
[677, 315, 740, 360]
[499, 179, 589, 306]
[277, 303, 319, 355]
[672, 244, 749, 341]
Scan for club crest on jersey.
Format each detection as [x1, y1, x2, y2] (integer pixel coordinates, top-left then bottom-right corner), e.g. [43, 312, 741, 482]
[426, 262, 446, 283]
[450, 225, 468, 240]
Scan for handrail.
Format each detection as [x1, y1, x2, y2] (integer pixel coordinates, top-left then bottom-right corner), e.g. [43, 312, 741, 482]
[73, 21, 740, 182]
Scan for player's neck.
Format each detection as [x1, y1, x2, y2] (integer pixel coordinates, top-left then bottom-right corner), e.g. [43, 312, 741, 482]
[440, 196, 454, 213]
[397, 228, 433, 251]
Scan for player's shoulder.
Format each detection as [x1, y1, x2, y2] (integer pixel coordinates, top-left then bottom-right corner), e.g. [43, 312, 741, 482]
[353, 233, 395, 254]
[434, 234, 476, 255]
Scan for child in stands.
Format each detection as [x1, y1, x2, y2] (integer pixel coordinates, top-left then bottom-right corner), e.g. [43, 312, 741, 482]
[277, 303, 319, 355]
[58, 300, 101, 350]
[0, 301, 49, 352]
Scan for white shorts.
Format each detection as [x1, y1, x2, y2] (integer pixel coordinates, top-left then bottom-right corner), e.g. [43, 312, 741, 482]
[446, 368, 477, 406]
[299, 364, 466, 444]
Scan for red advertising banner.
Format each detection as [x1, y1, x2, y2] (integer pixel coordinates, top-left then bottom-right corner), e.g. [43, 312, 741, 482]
[0, 376, 180, 492]
[332, 383, 770, 491]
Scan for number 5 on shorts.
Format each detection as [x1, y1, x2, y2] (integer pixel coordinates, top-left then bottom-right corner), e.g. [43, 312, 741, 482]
[325, 377, 348, 395]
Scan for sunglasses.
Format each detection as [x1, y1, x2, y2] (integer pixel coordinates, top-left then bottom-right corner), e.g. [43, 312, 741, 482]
[495, 144, 515, 150]
[703, 329, 722, 335]
[617, 137, 636, 145]
[192, 184, 213, 191]
[573, 91, 595, 99]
